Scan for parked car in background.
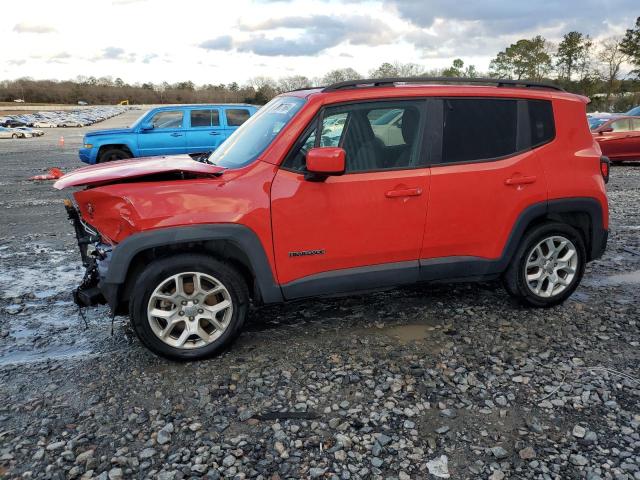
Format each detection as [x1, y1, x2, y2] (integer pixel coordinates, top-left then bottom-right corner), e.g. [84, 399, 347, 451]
[0, 127, 20, 139]
[32, 121, 57, 128]
[8, 128, 32, 138]
[59, 119, 85, 127]
[56, 78, 608, 360]
[1, 119, 27, 128]
[79, 104, 258, 164]
[15, 126, 44, 137]
[591, 115, 640, 163]
[625, 106, 640, 116]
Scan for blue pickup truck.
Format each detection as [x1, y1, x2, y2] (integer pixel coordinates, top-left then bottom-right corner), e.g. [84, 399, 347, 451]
[79, 104, 258, 164]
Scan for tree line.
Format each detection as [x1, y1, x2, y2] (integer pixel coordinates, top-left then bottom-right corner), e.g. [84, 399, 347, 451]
[2, 17, 640, 112]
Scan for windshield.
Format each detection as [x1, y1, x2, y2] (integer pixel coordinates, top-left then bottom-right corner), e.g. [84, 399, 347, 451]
[130, 110, 150, 129]
[588, 117, 608, 130]
[208, 96, 305, 168]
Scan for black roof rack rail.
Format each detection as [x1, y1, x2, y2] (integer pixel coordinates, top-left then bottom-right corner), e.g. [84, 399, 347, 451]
[322, 77, 565, 93]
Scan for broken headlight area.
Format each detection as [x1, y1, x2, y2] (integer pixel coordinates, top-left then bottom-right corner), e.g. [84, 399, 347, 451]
[64, 199, 112, 307]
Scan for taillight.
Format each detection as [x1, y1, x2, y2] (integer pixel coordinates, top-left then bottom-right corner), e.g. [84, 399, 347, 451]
[600, 156, 610, 184]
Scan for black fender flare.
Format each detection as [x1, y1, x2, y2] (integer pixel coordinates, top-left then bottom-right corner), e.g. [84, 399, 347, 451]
[102, 224, 283, 310]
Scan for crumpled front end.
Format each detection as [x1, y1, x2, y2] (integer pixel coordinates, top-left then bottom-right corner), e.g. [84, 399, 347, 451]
[63, 199, 115, 308]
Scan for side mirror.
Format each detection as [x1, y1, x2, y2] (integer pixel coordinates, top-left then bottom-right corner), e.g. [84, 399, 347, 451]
[140, 123, 154, 132]
[599, 127, 613, 134]
[305, 147, 345, 181]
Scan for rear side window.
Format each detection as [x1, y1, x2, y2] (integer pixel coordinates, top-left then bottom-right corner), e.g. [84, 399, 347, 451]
[442, 99, 518, 163]
[440, 98, 555, 164]
[190, 109, 220, 127]
[632, 118, 640, 131]
[226, 109, 251, 127]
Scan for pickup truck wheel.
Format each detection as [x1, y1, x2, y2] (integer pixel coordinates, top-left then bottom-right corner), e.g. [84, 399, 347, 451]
[503, 222, 586, 307]
[129, 254, 249, 360]
[98, 148, 130, 163]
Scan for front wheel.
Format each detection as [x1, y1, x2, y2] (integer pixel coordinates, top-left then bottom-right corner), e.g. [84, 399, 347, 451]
[503, 223, 586, 307]
[11, 134, 17, 139]
[129, 254, 249, 360]
[98, 148, 131, 163]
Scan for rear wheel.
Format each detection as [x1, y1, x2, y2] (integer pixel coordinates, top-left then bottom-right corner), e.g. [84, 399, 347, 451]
[11, 134, 17, 139]
[503, 222, 586, 307]
[98, 147, 131, 163]
[129, 254, 249, 360]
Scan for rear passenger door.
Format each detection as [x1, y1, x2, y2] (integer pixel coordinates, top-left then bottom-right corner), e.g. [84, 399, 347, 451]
[421, 98, 551, 276]
[223, 108, 252, 139]
[186, 108, 224, 154]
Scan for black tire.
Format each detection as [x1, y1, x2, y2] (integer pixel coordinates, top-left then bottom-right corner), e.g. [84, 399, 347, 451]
[11, 134, 17, 139]
[98, 147, 131, 163]
[503, 222, 586, 307]
[129, 254, 249, 360]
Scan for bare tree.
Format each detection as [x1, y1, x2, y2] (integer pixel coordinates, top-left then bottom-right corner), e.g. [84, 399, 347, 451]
[598, 36, 629, 100]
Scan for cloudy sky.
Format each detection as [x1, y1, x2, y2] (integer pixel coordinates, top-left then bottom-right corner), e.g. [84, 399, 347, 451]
[2, 0, 637, 85]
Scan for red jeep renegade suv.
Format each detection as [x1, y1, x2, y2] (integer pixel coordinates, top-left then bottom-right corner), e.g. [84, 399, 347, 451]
[55, 78, 609, 360]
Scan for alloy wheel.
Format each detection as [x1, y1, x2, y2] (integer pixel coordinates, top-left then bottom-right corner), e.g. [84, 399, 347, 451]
[525, 235, 578, 298]
[147, 272, 233, 349]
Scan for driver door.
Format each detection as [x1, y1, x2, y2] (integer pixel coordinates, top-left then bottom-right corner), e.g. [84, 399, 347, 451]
[270, 100, 430, 298]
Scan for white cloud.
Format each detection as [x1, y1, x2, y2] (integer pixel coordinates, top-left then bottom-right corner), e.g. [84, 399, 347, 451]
[0, 0, 637, 84]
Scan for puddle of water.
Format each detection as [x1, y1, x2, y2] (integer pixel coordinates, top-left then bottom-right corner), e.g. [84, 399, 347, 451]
[589, 270, 640, 287]
[0, 345, 93, 367]
[380, 323, 434, 343]
[0, 262, 82, 299]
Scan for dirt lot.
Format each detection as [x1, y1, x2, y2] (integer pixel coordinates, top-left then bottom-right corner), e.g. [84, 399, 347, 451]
[0, 110, 639, 479]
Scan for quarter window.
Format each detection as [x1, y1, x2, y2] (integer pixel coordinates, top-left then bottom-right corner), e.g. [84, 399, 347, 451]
[226, 109, 251, 127]
[149, 110, 183, 129]
[528, 100, 555, 147]
[190, 109, 220, 127]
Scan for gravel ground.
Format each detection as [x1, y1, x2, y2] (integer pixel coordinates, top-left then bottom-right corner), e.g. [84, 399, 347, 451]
[0, 110, 639, 480]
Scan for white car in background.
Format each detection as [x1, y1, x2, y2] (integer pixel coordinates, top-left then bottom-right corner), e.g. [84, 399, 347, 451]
[58, 120, 85, 127]
[7, 128, 32, 138]
[16, 127, 44, 137]
[33, 121, 57, 128]
[370, 108, 404, 146]
[0, 127, 20, 139]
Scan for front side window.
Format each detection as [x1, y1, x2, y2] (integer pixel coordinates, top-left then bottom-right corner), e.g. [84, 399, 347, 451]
[442, 99, 518, 164]
[208, 96, 305, 168]
[190, 109, 220, 128]
[610, 119, 631, 132]
[148, 110, 183, 129]
[226, 109, 251, 127]
[285, 101, 424, 173]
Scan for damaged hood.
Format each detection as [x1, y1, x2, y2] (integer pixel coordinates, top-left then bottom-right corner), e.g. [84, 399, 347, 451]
[84, 127, 134, 137]
[54, 155, 225, 189]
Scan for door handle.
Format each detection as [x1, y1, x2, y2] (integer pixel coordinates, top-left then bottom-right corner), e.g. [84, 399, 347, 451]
[385, 188, 422, 198]
[505, 175, 537, 186]
[170, 132, 183, 137]
[209, 132, 221, 136]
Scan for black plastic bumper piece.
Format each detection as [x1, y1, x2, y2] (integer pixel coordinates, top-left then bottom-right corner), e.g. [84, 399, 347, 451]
[592, 229, 608, 261]
[73, 285, 106, 307]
